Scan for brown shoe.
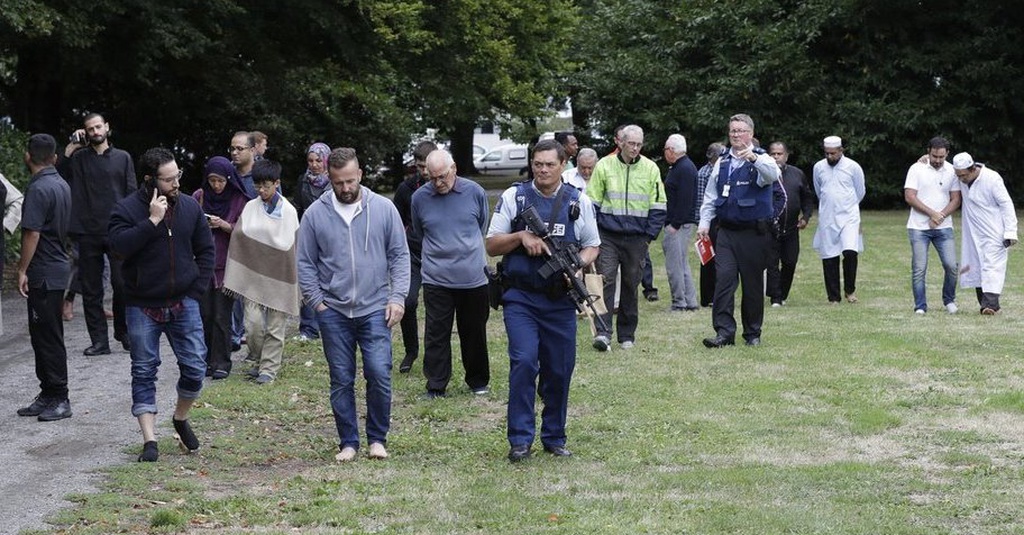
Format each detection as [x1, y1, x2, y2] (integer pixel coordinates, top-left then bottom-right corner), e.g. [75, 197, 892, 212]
[846, 293, 858, 303]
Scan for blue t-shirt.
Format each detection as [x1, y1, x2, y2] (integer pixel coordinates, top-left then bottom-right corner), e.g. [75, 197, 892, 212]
[411, 177, 489, 288]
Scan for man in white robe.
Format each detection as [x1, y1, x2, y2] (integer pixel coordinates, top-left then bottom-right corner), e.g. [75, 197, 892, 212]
[953, 152, 1017, 314]
[812, 136, 865, 303]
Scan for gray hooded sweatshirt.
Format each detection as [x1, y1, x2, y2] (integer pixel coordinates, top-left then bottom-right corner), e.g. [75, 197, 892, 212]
[297, 186, 410, 317]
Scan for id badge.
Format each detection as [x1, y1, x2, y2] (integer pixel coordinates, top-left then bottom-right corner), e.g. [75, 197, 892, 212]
[722, 184, 731, 198]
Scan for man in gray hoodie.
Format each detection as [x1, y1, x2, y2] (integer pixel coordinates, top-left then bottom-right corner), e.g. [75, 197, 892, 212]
[297, 147, 410, 462]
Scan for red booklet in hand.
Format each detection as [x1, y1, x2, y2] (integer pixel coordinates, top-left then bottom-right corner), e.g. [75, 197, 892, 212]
[695, 235, 715, 265]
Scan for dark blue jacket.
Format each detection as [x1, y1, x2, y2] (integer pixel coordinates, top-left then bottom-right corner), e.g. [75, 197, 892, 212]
[664, 155, 699, 229]
[713, 150, 773, 224]
[109, 188, 215, 307]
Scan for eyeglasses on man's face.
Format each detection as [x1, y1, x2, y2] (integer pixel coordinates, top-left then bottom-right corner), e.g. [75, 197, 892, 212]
[156, 170, 183, 183]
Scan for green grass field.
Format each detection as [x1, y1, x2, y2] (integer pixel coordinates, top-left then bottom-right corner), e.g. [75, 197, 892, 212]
[33, 210, 1024, 534]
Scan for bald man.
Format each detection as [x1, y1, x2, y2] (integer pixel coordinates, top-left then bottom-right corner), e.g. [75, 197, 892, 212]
[411, 150, 491, 399]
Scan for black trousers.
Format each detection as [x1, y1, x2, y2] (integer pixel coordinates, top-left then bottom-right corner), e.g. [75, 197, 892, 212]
[199, 287, 234, 373]
[399, 257, 422, 359]
[712, 226, 769, 341]
[699, 220, 719, 307]
[822, 251, 858, 302]
[766, 230, 800, 303]
[422, 284, 491, 392]
[28, 288, 69, 400]
[596, 232, 648, 342]
[76, 234, 127, 345]
[975, 288, 1001, 312]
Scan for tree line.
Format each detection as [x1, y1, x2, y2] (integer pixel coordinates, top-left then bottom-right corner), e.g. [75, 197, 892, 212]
[2, 0, 1022, 207]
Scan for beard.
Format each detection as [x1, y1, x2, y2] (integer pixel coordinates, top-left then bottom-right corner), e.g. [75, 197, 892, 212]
[335, 189, 358, 205]
[89, 133, 107, 146]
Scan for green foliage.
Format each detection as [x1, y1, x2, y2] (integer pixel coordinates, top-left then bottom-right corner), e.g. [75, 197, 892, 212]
[149, 508, 186, 529]
[1, 122, 27, 265]
[572, 0, 1024, 207]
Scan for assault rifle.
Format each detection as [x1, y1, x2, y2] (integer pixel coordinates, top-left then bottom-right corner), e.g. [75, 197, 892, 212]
[519, 206, 608, 333]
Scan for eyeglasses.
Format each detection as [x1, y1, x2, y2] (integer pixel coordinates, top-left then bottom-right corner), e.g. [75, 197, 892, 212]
[156, 170, 183, 184]
[229, 145, 252, 153]
[729, 129, 752, 135]
[429, 167, 453, 183]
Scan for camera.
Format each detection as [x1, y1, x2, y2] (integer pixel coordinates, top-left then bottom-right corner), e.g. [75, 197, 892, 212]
[70, 132, 85, 144]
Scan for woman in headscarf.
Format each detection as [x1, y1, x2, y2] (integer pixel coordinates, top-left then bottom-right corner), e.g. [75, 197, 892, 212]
[293, 142, 331, 340]
[193, 156, 251, 379]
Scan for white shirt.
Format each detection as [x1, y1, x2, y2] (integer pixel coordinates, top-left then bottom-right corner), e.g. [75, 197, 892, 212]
[561, 168, 588, 193]
[331, 191, 361, 224]
[904, 160, 959, 230]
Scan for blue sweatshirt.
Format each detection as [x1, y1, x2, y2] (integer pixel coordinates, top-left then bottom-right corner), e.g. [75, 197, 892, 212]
[109, 189, 215, 307]
[297, 187, 410, 318]
[411, 177, 488, 288]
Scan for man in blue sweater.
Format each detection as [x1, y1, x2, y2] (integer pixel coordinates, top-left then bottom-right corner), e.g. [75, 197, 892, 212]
[109, 147, 215, 462]
[297, 147, 410, 462]
[412, 149, 490, 399]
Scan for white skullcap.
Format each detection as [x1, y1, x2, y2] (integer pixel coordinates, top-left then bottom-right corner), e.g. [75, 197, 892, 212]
[823, 136, 842, 148]
[952, 152, 975, 170]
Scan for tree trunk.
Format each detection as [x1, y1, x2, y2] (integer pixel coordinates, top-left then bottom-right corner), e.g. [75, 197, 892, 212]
[449, 122, 478, 175]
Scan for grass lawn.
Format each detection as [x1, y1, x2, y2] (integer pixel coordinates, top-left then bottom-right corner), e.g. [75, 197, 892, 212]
[33, 210, 1024, 534]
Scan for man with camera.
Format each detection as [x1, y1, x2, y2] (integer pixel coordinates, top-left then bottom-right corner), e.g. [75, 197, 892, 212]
[60, 112, 136, 355]
[485, 139, 600, 462]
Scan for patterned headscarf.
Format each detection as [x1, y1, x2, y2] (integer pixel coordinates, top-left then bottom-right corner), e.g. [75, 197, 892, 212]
[305, 142, 332, 189]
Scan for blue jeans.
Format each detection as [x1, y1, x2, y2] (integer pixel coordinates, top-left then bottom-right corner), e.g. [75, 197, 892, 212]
[298, 303, 320, 339]
[127, 297, 206, 417]
[318, 307, 392, 449]
[909, 228, 957, 311]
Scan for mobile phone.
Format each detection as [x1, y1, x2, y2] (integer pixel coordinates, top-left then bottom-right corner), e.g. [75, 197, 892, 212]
[205, 214, 214, 220]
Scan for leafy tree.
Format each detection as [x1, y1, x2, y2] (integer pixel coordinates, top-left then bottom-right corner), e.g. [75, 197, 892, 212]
[572, 0, 1024, 206]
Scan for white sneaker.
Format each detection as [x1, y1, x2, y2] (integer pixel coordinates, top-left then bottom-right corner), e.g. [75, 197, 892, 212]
[620, 341, 634, 350]
[946, 302, 959, 314]
[771, 303, 782, 308]
[914, 309, 926, 315]
[592, 336, 611, 352]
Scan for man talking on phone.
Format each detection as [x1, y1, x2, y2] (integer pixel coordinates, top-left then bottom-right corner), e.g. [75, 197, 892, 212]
[109, 147, 214, 462]
[697, 113, 781, 348]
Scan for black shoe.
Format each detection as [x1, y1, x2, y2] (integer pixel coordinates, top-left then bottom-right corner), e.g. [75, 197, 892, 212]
[543, 445, 573, 457]
[246, 367, 260, 379]
[38, 399, 72, 421]
[231, 342, 242, 352]
[173, 418, 200, 452]
[508, 445, 532, 462]
[17, 396, 51, 417]
[399, 354, 416, 374]
[138, 441, 159, 462]
[644, 290, 659, 302]
[212, 369, 230, 380]
[422, 389, 446, 400]
[120, 338, 131, 352]
[702, 335, 735, 348]
[745, 337, 761, 346]
[83, 342, 111, 356]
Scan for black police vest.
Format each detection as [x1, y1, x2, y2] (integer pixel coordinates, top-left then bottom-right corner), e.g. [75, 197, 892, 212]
[503, 182, 579, 290]
[713, 152, 773, 223]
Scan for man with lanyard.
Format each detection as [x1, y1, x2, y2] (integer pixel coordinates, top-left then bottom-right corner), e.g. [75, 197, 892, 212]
[697, 113, 781, 348]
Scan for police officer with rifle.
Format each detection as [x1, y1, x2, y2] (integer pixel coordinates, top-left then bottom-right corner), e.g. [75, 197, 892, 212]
[485, 139, 600, 462]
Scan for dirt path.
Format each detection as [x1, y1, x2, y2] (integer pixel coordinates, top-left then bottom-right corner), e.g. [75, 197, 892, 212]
[0, 290, 179, 534]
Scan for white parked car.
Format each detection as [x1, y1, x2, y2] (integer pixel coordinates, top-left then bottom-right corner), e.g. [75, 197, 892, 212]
[474, 144, 529, 175]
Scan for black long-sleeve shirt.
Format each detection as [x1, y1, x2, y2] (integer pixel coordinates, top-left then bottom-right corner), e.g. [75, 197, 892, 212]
[776, 164, 815, 235]
[58, 145, 136, 236]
